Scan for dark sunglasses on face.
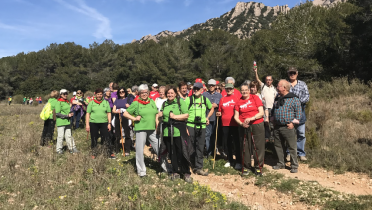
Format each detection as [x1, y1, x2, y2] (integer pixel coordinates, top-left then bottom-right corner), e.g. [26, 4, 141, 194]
[62, 93, 68, 95]
[119, 91, 125, 93]
[193, 87, 200, 91]
[288, 72, 297, 75]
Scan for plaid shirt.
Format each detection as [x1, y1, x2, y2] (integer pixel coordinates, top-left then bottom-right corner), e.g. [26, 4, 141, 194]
[289, 80, 310, 104]
[273, 97, 302, 125]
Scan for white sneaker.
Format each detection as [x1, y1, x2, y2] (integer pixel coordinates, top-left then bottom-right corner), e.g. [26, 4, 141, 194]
[224, 162, 231, 167]
[234, 163, 242, 170]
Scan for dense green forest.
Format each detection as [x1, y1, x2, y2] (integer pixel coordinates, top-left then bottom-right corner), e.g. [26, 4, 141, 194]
[0, 1, 371, 98]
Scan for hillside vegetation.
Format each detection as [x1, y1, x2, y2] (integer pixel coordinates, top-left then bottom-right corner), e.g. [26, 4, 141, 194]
[0, 1, 371, 97]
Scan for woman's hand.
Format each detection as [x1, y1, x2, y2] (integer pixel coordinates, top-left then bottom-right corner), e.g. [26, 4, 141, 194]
[126, 104, 130, 108]
[169, 112, 175, 119]
[158, 111, 163, 118]
[108, 124, 111, 131]
[244, 118, 251, 125]
[242, 122, 250, 128]
[134, 116, 141, 122]
[68, 113, 74, 117]
[216, 112, 221, 117]
[206, 118, 210, 126]
[86, 125, 90, 132]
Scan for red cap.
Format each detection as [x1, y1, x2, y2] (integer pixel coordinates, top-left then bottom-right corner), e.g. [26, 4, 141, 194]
[216, 81, 220, 85]
[195, 78, 202, 83]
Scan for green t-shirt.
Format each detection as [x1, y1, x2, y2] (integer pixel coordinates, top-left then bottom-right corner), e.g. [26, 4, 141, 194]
[56, 100, 71, 127]
[185, 96, 212, 128]
[126, 100, 158, 131]
[160, 99, 188, 137]
[48, 98, 58, 120]
[87, 100, 111, 123]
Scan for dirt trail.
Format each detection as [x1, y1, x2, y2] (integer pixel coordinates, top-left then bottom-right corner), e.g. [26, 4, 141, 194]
[143, 146, 372, 209]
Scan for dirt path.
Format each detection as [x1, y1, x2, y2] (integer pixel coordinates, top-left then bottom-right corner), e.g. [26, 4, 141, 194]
[143, 146, 372, 209]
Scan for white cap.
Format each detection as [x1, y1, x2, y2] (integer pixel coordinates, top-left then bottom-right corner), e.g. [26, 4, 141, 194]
[208, 79, 216, 85]
[60, 89, 68, 94]
[152, 83, 158, 87]
[73, 91, 76, 95]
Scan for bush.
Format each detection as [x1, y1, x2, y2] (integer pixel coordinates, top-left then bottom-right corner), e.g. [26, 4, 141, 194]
[84, 91, 94, 98]
[340, 109, 372, 124]
[12, 95, 24, 104]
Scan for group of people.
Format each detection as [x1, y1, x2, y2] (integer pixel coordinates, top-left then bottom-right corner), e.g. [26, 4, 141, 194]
[39, 66, 309, 183]
[21, 96, 43, 105]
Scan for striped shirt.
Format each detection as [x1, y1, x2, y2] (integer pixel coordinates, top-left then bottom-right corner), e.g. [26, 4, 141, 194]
[273, 97, 302, 125]
[289, 80, 310, 105]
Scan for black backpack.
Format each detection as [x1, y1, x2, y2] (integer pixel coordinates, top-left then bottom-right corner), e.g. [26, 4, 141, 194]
[188, 95, 207, 110]
[161, 97, 182, 113]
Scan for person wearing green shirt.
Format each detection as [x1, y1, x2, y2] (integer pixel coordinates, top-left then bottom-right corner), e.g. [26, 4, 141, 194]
[158, 86, 192, 183]
[86, 88, 114, 159]
[185, 82, 214, 176]
[123, 84, 169, 178]
[23, 97, 26, 105]
[55, 89, 79, 154]
[40, 90, 58, 146]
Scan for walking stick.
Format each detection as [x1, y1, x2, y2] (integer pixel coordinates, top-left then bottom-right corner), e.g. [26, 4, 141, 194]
[242, 131, 247, 175]
[86, 131, 89, 140]
[169, 111, 174, 164]
[158, 111, 163, 162]
[251, 127, 263, 176]
[119, 113, 125, 156]
[212, 116, 219, 169]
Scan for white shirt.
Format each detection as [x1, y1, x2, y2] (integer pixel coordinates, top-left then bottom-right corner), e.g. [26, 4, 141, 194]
[155, 97, 167, 112]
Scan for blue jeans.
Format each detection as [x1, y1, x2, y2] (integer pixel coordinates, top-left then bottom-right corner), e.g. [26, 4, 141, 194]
[296, 123, 306, 157]
[205, 121, 216, 156]
[70, 110, 81, 129]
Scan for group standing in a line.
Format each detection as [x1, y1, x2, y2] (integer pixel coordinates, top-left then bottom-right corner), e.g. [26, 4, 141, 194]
[38, 66, 309, 183]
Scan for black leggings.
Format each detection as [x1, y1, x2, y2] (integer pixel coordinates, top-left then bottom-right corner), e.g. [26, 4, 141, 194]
[222, 126, 241, 164]
[90, 122, 112, 156]
[164, 136, 190, 175]
[114, 114, 132, 153]
[40, 119, 55, 146]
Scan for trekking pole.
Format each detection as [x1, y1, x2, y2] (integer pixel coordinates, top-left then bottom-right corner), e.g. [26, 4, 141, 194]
[158, 111, 163, 162]
[119, 113, 125, 156]
[242, 130, 247, 176]
[169, 111, 174, 164]
[251, 126, 263, 176]
[212, 116, 219, 169]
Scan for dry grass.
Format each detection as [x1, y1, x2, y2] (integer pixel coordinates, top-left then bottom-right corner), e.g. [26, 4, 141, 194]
[0, 105, 247, 210]
[306, 78, 372, 175]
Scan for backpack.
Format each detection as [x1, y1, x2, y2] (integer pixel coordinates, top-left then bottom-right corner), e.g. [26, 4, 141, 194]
[161, 97, 182, 113]
[188, 95, 207, 110]
[40, 103, 52, 120]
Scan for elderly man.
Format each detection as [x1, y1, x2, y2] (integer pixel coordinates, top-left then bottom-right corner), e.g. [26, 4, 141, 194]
[221, 77, 242, 99]
[287, 67, 310, 161]
[202, 79, 222, 157]
[254, 68, 277, 142]
[271, 80, 302, 173]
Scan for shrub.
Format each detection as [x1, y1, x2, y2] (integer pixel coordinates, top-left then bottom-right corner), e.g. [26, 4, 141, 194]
[84, 91, 94, 98]
[340, 109, 372, 124]
[12, 95, 24, 104]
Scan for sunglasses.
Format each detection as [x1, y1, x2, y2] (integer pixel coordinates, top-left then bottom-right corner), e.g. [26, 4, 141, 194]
[288, 72, 297, 75]
[77, 92, 82, 94]
[193, 87, 201, 91]
[119, 91, 125, 93]
[62, 93, 68, 95]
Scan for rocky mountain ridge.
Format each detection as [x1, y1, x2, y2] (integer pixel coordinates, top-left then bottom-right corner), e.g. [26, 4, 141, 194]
[134, 0, 346, 43]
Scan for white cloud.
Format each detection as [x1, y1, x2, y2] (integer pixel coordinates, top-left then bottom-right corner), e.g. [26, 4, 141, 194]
[55, 0, 112, 39]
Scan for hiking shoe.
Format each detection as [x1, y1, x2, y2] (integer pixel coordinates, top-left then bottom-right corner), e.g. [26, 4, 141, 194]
[254, 168, 263, 176]
[56, 150, 63, 155]
[194, 169, 209, 176]
[299, 156, 307, 161]
[224, 162, 231, 168]
[242, 168, 250, 176]
[70, 148, 79, 154]
[290, 168, 298, 173]
[171, 173, 180, 180]
[184, 174, 193, 183]
[109, 154, 116, 159]
[272, 165, 285, 170]
[286, 154, 291, 162]
[234, 163, 242, 170]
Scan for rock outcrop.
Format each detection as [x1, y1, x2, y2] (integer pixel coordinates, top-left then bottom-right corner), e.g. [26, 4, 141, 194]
[312, 0, 347, 7]
[138, 1, 290, 43]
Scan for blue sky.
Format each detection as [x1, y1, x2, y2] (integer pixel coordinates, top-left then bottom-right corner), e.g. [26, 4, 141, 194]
[0, 0, 301, 58]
